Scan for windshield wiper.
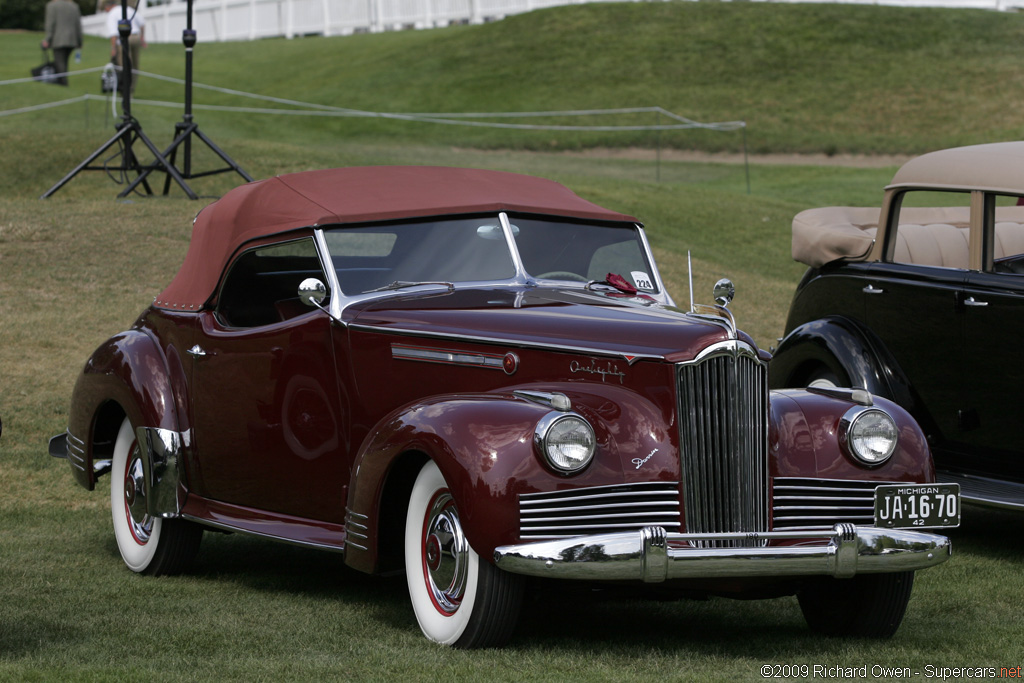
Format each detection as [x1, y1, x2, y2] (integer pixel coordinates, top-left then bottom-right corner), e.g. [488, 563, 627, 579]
[366, 280, 455, 293]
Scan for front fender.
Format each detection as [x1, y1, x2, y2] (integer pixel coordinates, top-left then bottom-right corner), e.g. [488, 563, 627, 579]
[66, 327, 190, 492]
[344, 394, 549, 573]
[770, 388, 934, 483]
[345, 383, 679, 575]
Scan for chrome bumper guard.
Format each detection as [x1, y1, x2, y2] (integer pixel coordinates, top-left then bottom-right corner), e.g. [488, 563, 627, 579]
[492, 524, 951, 582]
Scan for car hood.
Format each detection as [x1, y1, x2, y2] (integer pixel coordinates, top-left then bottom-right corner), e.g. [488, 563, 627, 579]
[344, 287, 752, 362]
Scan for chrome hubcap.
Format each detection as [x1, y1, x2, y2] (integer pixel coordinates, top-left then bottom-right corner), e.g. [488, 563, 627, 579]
[422, 491, 469, 615]
[123, 443, 153, 544]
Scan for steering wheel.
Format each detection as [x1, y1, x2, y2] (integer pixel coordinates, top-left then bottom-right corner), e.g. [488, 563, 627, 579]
[536, 271, 589, 282]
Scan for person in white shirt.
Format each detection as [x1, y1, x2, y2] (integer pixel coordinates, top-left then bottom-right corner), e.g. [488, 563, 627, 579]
[103, 0, 146, 94]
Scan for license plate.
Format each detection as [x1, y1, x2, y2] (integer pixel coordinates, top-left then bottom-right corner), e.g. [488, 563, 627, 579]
[874, 483, 961, 529]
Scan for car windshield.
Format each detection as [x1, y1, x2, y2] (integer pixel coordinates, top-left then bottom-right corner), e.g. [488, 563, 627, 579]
[322, 215, 656, 295]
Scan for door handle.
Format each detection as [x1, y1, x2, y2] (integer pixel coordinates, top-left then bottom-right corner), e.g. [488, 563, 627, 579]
[863, 284, 884, 295]
[963, 297, 989, 307]
[187, 345, 211, 358]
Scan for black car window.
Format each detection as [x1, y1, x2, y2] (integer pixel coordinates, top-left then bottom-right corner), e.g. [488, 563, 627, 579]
[988, 195, 1024, 274]
[217, 238, 326, 328]
[887, 191, 971, 269]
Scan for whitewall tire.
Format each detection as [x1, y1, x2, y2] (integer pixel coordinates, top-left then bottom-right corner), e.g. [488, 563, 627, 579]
[110, 417, 202, 575]
[404, 459, 523, 648]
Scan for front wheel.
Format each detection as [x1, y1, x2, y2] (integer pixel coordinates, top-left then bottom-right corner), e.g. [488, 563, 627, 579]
[404, 460, 524, 648]
[798, 571, 915, 638]
[110, 417, 202, 575]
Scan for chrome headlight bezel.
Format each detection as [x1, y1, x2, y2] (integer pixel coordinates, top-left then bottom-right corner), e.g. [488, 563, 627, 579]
[534, 412, 596, 474]
[839, 406, 899, 466]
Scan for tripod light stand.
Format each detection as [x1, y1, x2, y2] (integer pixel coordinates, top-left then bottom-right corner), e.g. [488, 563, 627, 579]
[42, 0, 193, 199]
[120, 0, 253, 198]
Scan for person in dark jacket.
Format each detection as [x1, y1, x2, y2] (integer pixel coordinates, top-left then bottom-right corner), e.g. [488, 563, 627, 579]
[41, 0, 83, 86]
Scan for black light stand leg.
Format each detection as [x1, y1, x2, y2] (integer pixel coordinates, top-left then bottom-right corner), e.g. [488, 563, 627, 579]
[42, 0, 197, 200]
[128, 0, 253, 199]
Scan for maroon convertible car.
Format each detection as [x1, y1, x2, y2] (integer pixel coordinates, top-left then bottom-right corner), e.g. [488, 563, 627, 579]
[52, 166, 958, 647]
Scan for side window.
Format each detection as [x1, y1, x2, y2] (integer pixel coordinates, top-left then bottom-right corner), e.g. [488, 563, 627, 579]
[216, 238, 326, 328]
[887, 191, 971, 269]
[989, 195, 1024, 275]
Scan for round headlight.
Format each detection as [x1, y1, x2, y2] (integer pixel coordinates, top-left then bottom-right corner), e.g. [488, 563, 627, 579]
[535, 413, 595, 473]
[841, 407, 899, 465]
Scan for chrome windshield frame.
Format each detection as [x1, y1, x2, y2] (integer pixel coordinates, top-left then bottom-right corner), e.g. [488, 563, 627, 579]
[312, 213, 675, 318]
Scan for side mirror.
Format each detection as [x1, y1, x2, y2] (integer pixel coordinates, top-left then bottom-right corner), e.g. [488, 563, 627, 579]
[713, 278, 735, 307]
[298, 278, 327, 307]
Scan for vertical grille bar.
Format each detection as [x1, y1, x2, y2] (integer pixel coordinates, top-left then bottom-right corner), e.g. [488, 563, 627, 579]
[678, 341, 769, 547]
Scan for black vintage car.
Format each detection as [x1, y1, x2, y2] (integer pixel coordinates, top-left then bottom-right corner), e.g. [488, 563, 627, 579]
[772, 142, 1024, 510]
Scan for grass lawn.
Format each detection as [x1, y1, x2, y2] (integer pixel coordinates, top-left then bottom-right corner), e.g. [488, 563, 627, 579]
[3, 3, 1024, 678]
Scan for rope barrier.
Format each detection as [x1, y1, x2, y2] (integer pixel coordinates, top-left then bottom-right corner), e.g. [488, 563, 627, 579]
[1, 67, 745, 132]
[1, 65, 751, 189]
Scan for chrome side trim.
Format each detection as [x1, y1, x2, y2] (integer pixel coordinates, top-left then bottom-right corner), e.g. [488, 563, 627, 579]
[135, 426, 188, 518]
[181, 513, 348, 554]
[67, 430, 87, 468]
[391, 343, 507, 371]
[350, 323, 664, 364]
[493, 524, 951, 583]
[345, 508, 370, 551]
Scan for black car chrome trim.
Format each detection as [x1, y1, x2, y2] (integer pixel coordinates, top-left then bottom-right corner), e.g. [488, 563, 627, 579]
[937, 471, 1024, 511]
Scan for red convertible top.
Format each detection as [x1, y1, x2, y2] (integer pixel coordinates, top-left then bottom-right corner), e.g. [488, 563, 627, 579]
[155, 166, 638, 310]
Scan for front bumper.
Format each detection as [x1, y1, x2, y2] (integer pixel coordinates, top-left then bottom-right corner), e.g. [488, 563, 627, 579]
[493, 524, 950, 582]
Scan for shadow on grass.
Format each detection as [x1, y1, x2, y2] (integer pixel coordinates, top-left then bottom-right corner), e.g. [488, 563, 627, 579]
[945, 504, 1024, 561]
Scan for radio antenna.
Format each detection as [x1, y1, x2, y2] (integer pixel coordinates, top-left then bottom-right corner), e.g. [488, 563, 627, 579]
[687, 251, 694, 312]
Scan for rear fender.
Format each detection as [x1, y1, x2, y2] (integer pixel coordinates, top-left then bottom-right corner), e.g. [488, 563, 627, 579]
[65, 328, 190, 516]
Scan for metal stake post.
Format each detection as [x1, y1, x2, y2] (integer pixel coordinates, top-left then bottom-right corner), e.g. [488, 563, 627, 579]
[42, 0, 194, 199]
[120, 0, 253, 198]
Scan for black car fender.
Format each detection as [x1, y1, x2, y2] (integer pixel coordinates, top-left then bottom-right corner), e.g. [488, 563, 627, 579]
[770, 316, 914, 406]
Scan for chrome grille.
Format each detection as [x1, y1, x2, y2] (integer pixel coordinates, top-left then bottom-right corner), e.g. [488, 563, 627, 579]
[773, 477, 898, 530]
[677, 341, 768, 547]
[519, 482, 681, 540]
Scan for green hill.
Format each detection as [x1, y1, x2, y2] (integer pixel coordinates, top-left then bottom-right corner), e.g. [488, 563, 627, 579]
[3, 2, 1024, 157]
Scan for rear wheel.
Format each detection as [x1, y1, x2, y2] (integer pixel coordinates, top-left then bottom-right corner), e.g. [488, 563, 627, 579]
[798, 571, 915, 638]
[110, 417, 202, 575]
[404, 460, 524, 648]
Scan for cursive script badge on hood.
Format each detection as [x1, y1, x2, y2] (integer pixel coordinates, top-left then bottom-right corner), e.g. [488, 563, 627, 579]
[569, 359, 626, 384]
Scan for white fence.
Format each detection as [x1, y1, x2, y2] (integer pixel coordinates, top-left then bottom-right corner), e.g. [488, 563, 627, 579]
[81, 0, 1022, 44]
